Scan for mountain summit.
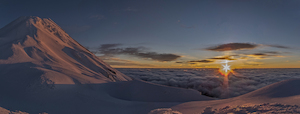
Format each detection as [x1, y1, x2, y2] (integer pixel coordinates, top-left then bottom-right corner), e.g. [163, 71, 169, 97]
[0, 16, 131, 91]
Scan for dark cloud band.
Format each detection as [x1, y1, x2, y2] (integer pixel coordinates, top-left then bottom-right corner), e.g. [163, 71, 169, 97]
[205, 43, 258, 51]
[205, 43, 291, 52]
[265, 44, 291, 49]
[189, 59, 214, 63]
[98, 44, 181, 62]
[209, 55, 236, 60]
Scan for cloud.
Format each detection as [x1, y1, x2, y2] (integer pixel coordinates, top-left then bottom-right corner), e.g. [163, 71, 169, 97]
[211, 51, 285, 60]
[97, 43, 125, 56]
[204, 42, 291, 52]
[265, 44, 291, 49]
[99, 57, 154, 67]
[189, 59, 214, 63]
[259, 51, 280, 54]
[90, 15, 105, 20]
[205, 43, 258, 51]
[136, 52, 181, 62]
[97, 44, 181, 62]
[249, 53, 269, 56]
[175, 59, 215, 64]
[100, 57, 132, 62]
[183, 51, 285, 66]
[244, 61, 264, 66]
[209, 55, 236, 60]
[179, 55, 235, 65]
[119, 68, 300, 99]
[245, 51, 284, 59]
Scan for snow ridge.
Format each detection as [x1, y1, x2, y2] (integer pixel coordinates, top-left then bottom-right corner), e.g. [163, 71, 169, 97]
[0, 16, 131, 92]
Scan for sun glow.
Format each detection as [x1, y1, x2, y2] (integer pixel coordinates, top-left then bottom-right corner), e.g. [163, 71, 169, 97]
[219, 60, 234, 76]
[218, 68, 233, 76]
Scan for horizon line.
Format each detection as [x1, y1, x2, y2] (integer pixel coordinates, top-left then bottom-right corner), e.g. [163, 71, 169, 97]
[113, 67, 300, 69]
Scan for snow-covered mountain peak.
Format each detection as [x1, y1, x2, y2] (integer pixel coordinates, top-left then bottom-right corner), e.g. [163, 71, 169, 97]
[0, 16, 131, 89]
[1, 16, 73, 44]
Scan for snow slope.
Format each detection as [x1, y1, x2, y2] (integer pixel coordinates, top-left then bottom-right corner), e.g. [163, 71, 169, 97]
[0, 79, 212, 114]
[171, 78, 300, 114]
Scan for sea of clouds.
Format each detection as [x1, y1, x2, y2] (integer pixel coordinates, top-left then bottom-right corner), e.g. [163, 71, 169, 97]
[117, 68, 300, 98]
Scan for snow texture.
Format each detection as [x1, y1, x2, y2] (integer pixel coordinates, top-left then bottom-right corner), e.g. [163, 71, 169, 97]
[0, 16, 132, 90]
[201, 103, 300, 114]
[150, 103, 300, 114]
[171, 78, 300, 114]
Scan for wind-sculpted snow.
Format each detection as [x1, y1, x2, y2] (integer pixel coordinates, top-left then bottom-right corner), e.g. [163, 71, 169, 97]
[201, 103, 300, 114]
[118, 68, 300, 98]
[150, 103, 300, 114]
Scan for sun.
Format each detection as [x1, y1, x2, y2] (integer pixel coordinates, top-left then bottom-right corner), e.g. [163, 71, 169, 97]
[222, 64, 231, 72]
[219, 60, 233, 76]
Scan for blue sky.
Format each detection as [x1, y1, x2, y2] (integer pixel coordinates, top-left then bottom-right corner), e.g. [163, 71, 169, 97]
[1, 0, 300, 68]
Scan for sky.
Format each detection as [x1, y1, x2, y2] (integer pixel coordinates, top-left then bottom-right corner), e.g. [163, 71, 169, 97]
[1, 0, 300, 68]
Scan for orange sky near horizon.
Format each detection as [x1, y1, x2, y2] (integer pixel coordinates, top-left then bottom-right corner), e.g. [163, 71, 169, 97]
[108, 59, 300, 69]
[103, 50, 300, 69]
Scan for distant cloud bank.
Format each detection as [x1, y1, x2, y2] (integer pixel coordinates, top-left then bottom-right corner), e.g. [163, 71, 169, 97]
[118, 68, 300, 98]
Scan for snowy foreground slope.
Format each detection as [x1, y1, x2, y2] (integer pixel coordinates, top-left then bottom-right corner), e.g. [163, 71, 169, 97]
[0, 16, 299, 114]
[168, 78, 300, 114]
[0, 16, 211, 114]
